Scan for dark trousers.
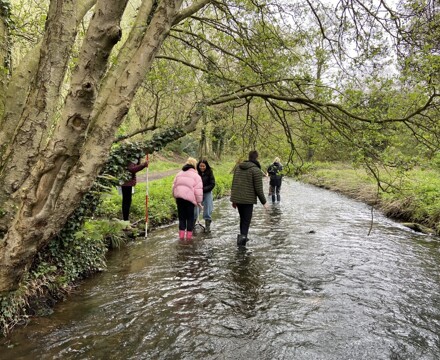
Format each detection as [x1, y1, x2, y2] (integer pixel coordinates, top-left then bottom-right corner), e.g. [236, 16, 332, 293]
[176, 198, 196, 232]
[237, 204, 254, 237]
[269, 178, 282, 195]
[121, 186, 133, 221]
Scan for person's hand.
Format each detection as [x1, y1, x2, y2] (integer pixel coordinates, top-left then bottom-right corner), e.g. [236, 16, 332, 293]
[231, 202, 237, 209]
[198, 203, 204, 209]
[263, 202, 269, 210]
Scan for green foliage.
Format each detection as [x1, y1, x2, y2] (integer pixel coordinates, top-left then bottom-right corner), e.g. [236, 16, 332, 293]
[105, 142, 146, 185]
[381, 169, 440, 232]
[40, 226, 108, 288]
[0, 0, 11, 19]
[0, 286, 29, 335]
[75, 219, 129, 250]
[134, 178, 177, 226]
[9, 0, 48, 58]
[212, 163, 233, 199]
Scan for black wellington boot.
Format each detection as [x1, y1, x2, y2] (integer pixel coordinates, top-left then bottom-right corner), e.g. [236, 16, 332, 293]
[205, 219, 211, 233]
[237, 234, 247, 247]
[271, 194, 276, 203]
[277, 194, 280, 202]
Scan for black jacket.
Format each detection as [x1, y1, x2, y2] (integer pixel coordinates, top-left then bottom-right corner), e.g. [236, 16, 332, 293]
[200, 170, 215, 193]
[267, 162, 283, 186]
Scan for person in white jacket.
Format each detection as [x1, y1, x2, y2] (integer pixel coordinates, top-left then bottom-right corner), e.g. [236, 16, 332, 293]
[172, 157, 203, 240]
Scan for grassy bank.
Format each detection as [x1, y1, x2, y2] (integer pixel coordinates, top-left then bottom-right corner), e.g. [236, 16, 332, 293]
[299, 162, 440, 236]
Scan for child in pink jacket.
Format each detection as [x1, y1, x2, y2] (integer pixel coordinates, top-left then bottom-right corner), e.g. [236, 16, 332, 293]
[172, 157, 203, 240]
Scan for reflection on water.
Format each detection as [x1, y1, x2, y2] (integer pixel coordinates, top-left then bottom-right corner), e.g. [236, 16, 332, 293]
[1, 179, 440, 360]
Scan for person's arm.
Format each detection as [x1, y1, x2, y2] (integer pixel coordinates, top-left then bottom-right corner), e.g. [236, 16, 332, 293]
[127, 160, 148, 173]
[253, 168, 267, 205]
[195, 175, 204, 205]
[204, 172, 216, 193]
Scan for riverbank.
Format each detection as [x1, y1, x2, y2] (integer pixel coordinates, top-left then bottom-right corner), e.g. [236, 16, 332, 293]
[299, 162, 440, 236]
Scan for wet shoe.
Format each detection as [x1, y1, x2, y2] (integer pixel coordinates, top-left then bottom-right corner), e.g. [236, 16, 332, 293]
[236, 234, 247, 247]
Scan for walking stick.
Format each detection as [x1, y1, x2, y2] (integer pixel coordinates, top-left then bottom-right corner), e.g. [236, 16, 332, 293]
[145, 154, 149, 238]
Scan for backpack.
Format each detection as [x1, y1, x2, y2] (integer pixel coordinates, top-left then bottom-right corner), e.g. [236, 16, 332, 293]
[268, 163, 282, 177]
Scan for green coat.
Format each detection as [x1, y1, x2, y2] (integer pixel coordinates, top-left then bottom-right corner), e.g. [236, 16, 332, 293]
[230, 161, 267, 205]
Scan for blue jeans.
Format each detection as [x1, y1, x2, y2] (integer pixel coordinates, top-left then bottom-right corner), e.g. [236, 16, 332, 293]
[195, 191, 213, 220]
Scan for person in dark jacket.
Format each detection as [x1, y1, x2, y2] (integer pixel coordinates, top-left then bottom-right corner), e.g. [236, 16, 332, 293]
[121, 157, 149, 221]
[267, 157, 283, 203]
[230, 150, 269, 246]
[196, 159, 216, 232]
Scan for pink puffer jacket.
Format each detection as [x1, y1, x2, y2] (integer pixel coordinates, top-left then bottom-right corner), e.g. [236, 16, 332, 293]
[172, 166, 203, 205]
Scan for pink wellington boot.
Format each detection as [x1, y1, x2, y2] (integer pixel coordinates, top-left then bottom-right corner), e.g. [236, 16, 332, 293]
[179, 230, 185, 240]
[186, 231, 193, 240]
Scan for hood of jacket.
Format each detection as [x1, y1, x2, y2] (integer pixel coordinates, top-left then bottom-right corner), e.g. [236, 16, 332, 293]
[239, 160, 260, 170]
[182, 164, 195, 171]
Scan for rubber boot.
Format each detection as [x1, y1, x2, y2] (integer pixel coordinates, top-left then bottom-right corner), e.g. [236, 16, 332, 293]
[179, 230, 185, 240]
[205, 219, 211, 233]
[277, 194, 280, 202]
[271, 194, 276, 203]
[237, 234, 247, 247]
[186, 231, 193, 240]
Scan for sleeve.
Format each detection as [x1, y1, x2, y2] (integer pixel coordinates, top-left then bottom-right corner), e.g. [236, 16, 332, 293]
[128, 162, 146, 174]
[253, 168, 267, 205]
[194, 175, 204, 203]
[204, 172, 216, 193]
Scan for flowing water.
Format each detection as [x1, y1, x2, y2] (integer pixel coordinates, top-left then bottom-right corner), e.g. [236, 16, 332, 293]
[1, 179, 440, 359]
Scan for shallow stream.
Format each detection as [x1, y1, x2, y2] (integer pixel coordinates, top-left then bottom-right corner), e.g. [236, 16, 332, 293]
[2, 179, 440, 359]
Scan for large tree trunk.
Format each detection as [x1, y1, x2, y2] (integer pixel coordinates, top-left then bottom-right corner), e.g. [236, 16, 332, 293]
[0, 0, 210, 294]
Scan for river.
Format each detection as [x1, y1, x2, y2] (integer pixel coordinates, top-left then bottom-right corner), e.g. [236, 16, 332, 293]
[1, 179, 439, 359]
